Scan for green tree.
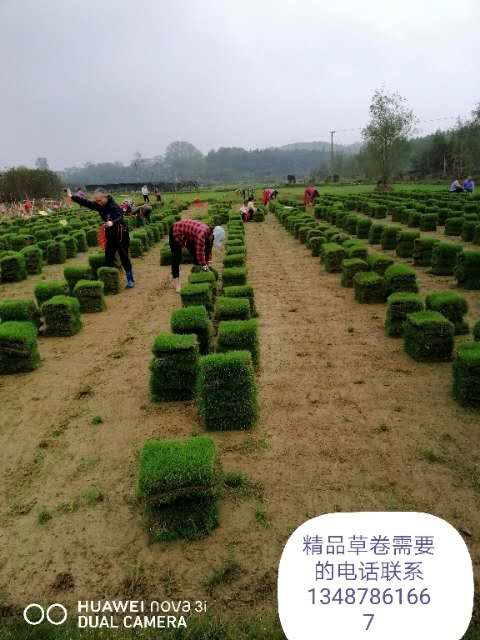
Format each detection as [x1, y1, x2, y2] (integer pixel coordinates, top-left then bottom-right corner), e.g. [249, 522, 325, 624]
[362, 88, 416, 190]
[164, 141, 204, 181]
[0, 167, 64, 202]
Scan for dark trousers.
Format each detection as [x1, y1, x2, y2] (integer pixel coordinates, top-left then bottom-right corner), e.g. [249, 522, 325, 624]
[169, 228, 199, 278]
[105, 224, 132, 273]
[143, 195, 150, 203]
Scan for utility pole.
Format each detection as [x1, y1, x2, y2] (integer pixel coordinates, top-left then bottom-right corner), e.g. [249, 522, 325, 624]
[330, 130, 335, 182]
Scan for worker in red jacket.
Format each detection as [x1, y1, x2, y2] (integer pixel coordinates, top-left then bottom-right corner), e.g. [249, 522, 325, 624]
[169, 219, 225, 292]
[304, 186, 319, 206]
[262, 188, 278, 206]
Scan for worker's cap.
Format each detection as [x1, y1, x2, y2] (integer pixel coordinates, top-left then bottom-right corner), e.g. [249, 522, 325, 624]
[213, 226, 226, 248]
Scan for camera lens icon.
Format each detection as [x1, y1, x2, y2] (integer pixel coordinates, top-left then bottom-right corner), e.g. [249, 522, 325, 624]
[23, 603, 68, 626]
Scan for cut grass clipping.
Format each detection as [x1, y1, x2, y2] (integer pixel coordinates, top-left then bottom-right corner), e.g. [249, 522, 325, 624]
[217, 319, 259, 367]
[0, 321, 40, 374]
[171, 305, 213, 355]
[385, 293, 424, 337]
[404, 311, 454, 362]
[42, 295, 82, 337]
[197, 351, 257, 431]
[150, 333, 199, 401]
[138, 436, 220, 541]
[453, 341, 480, 407]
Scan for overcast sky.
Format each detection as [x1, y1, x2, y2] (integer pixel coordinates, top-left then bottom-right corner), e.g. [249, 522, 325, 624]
[1, 0, 478, 169]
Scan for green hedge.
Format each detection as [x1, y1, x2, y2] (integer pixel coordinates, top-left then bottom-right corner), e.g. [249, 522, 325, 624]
[150, 333, 199, 401]
[42, 295, 82, 337]
[0, 321, 40, 374]
[171, 305, 212, 355]
[217, 318, 259, 367]
[97, 266, 121, 294]
[0, 298, 41, 328]
[197, 351, 257, 430]
[453, 342, 480, 407]
[34, 280, 69, 306]
[425, 291, 469, 335]
[404, 311, 454, 362]
[353, 272, 387, 303]
[385, 292, 424, 337]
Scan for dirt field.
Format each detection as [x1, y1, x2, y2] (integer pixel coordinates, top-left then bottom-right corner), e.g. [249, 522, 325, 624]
[1, 208, 480, 618]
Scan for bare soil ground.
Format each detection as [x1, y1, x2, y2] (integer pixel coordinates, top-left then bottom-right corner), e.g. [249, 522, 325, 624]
[1, 210, 479, 617]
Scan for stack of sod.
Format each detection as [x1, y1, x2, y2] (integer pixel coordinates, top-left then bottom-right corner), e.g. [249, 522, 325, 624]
[454, 250, 480, 290]
[64, 265, 93, 293]
[252, 209, 265, 222]
[21, 246, 43, 274]
[189, 270, 217, 296]
[341, 258, 369, 287]
[61, 235, 78, 259]
[407, 210, 422, 227]
[97, 266, 121, 294]
[180, 283, 214, 314]
[445, 217, 464, 236]
[368, 223, 385, 245]
[381, 225, 401, 251]
[384, 264, 419, 295]
[223, 253, 245, 268]
[0, 252, 27, 282]
[353, 272, 387, 303]
[0, 298, 41, 329]
[356, 217, 372, 239]
[396, 230, 420, 258]
[419, 214, 438, 232]
[453, 342, 480, 407]
[413, 237, 439, 267]
[88, 253, 106, 278]
[461, 220, 477, 242]
[197, 351, 257, 430]
[138, 436, 220, 541]
[46, 241, 67, 265]
[403, 311, 454, 362]
[171, 306, 213, 355]
[430, 242, 463, 276]
[34, 280, 69, 306]
[149, 333, 199, 401]
[426, 291, 469, 335]
[42, 296, 82, 336]
[217, 318, 259, 367]
[367, 253, 394, 275]
[0, 321, 40, 374]
[72, 230, 88, 252]
[345, 242, 368, 261]
[222, 267, 247, 287]
[86, 228, 99, 247]
[129, 237, 144, 258]
[474, 321, 480, 341]
[223, 285, 256, 316]
[73, 280, 106, 313]
[309, 235, 326, 257]
[322, 243, 345, 273]
[191, 264, 219, 281]
[214, 296, 251, 322]
[385, 293, 424, 337]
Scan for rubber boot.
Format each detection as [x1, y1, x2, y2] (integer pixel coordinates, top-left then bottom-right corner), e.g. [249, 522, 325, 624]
[126, 270, 135, 288]
[172, 277, 181, 293]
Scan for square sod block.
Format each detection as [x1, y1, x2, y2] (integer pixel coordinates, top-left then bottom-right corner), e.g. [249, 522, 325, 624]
[171, 305, 213, 355]
[0, 298, 41, 329]
[413, 237, 439, 267]
[62, 235, 78, 258]
[214, 296, 251, 322]
[88, 252, 106, 277]
[322, 243, 345, 273]
[353, 272, 387, 304]
[474, 320, 480, 342]
[453, 342, 480, 407]
[189, 270, 217, 295]
[225, 244, 245, 256]
[34, 280, 69, 306]
[341, 258, 369, 287]
[191, 264, 219, 281]
[462, 220, 477, 243]
[356, 217, 372, 239]
[46, 240, 67, 265]
[223, 284, 256, 316]
[1, 252, 27, 282]
[180, 282, 214, 314]
[309, 235, 326, 257]
[385, 292, 424, 337]
[0, 321, 40, 374]
[454, 250, 480, 290]
[403, 311, 454, 362]
[73, 279, 106, 313]
[138, 436, 220, 541]
[42, 295, 82, 337]
[217, 318, 259, 367]
[426, 291, 469, 335]
[21, 246, 43, 274]
[381, 225, 401, 251]
[431, 242, 463, 276]
[72, 230, 88, 252]
[445, 217, 464, 236]
[222, 267, 247, 287]
[396, 230, 420, 259]
[368, 223, 385, 245]
[384, 264, 419, 295]
[298, 225, 314, 243]
[366, 253, 394, 276]
[149, 333, 199, 401]
[197, 351, 257, 431]
[64, 264, 93, 293]
[419, 214, 438, 232]
[407, 210, 422, 228]
[97, 266, 121, 294]
[345, 242, 368, 261]
[129, 237, 144, 258]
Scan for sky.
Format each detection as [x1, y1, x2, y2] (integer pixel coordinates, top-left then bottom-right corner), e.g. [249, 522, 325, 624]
[1, 0, 478, 170]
